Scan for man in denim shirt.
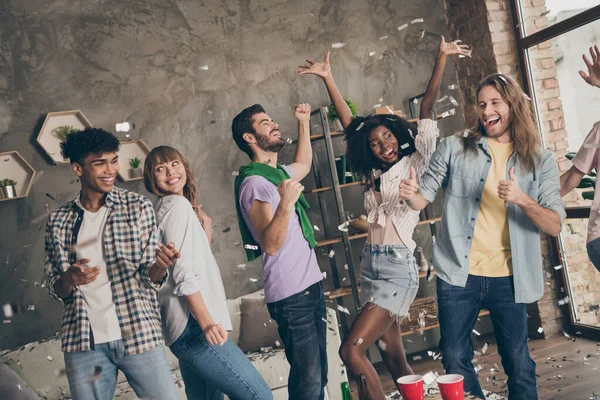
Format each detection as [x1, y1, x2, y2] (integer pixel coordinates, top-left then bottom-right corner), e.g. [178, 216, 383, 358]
[400, 74, 565, 400]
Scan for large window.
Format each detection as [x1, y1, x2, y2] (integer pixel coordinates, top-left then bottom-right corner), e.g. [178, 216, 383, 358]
[511, 1, 600, 337]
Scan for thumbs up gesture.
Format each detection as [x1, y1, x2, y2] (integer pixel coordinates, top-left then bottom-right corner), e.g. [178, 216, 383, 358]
[498, 167, 523, 204]
[399, 167, 419, 200]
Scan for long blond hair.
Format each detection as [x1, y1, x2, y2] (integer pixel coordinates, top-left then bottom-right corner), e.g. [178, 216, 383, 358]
[144, 146, 198, 206]
[462, 73, 541, 172]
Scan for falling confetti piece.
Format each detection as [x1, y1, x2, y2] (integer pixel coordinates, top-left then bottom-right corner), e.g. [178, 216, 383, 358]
[199, 65, 209, 70]
[498, 75, 508, 84]
[400, 143, 410, 150]
[458, 55, 466, 58]
[344, 264, 349, 270]
[437, 95, 449, 103]
[322, 271, 327, 279]
[377, 339, 387, 351]
[328, 250, 335, 258]
[554, 265, 563, 270]
[558, 296, 570, 306]
[355, 338, 363, 345]
[337, 305, 350, 314]
[448, 84, 458, 90]
[537, 327, 544, 333]
[244, 244, 259, 250]
[368, 51, 376, 57]
[331, 42, 346, 49]
[313, 225, 320, 231]
[249, 278, 258, 282]
[397, 23, 409, 31]
[473, 329, 481, 336]
[237, 264, 246, 269]
[412, 355, 422, 361]
[449, 96, 458, 106]
[45, 193, 56, 201]
[411, 18, 424, 24]
[420, 30, 425, 40]
[356, 122, 365, 131]
[3, 304, 13, 318]
[412, 98, 419, 104]
[285, 137, 293, 144]
[275, 340, 281, 347]
[380, 36, 388, 40]
[337, 221, 349, 232]
[27, 305, 35, 311]
[47, 356, 53, 362]
[482, 342, 490, 354]
[232, 171, 239, 176]
[440, 109, 456, 118]
[373, 103, 382, 108]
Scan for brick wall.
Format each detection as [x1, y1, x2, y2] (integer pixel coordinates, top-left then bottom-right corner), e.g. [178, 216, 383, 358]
[442, 0, 595, 336]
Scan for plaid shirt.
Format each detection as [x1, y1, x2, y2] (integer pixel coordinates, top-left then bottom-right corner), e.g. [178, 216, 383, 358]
[44, 187, 167, 355]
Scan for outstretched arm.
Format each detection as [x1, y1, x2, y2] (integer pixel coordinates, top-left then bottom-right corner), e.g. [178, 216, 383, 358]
[297, 52, 353, 129]
[420, 36, 471, 120]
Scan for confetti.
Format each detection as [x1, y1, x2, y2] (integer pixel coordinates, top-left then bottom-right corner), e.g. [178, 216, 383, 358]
[222, 227, 231, 233]
[45, 193, 56, 201]
[3, 320, 10, 324]
[463, 129, 469, 137]
[437, 95, 448, 103]
[377, 339, 387, 351]
[237, 264, 246, 269]
[331, 42, 346, 49]
[328, 250, 335, 258]
[558, 296, 570, 306]
[411, 18, 424, 24]
[355, 338, 363, 345]
[344, 264, 349, 270]
[355, 122, 365, 131]
[420, 30, 425, 40]
[313, 225, 320, 231]
[275, 340, 281, 347]
[47, 356, 53, 362]
[397, 23, 409, 31]
[373, 103, 382, 108]
[337, 305, 350, 314]
[27, 305, 35, 311]
[3, 304, 13, 318]
[458, 54, 466, 58]
[482, 342, 490, 354]
[285, 137, 293, 144]
[249, 278, 258, 282]
[498, 75, 508, 84]
[473, 329, 481, 336]
[423, 371, 437, 385]
[338, 221, 349, 232]
[440, 109, 456, 118]
[322, 271, 327, 279]
[368, 51, 376, 57]
[537, 327, 544, 333]
[244, 244, 259, 250]
[380, 36, 388, 40]
[400, 143, 410, 150]
[449, 96, 458, 106]
[448, 84, 458, 90]
[199, 65, 209, 70]
[554, 265, 563, 270]
[412, 355, 422, 361]
[231, 171, 239, 176]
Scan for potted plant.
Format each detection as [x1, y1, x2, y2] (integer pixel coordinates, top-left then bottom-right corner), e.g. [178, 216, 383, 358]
[566, 152, 596, 200]
[129, 157, 143, 179]
[0, 179, 17, 199]
[327, 98, 358, 132]
[54, 125, 79, 142]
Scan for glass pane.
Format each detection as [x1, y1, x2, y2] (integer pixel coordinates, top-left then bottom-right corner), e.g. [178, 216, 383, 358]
[525, 24, 600, 329]
[518, 0, 600, 36]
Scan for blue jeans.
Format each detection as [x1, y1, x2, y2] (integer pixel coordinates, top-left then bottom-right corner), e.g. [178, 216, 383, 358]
[267, 282, 328, 400]
[587, 237, 600, 272]
[437, 275, 537, 400]
[169, 315, 272, 400]
[64, 340, 179, 400]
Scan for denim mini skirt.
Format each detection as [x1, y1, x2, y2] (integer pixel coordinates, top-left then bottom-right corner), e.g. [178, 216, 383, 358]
[359, 243, 419, 319]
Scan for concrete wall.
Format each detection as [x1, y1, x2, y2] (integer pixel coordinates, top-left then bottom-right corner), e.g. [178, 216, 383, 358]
[0, 0, 466, 350]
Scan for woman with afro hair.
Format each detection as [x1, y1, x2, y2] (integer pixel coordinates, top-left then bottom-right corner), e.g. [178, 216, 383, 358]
[298, 36, 471, 398]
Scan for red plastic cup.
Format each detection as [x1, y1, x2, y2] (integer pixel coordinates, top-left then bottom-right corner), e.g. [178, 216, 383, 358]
[396, 375, 424, 400]
[437, 374, 464, 400]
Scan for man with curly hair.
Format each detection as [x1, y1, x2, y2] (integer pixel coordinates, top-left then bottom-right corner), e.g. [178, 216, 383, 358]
[44, 128, 181, 399]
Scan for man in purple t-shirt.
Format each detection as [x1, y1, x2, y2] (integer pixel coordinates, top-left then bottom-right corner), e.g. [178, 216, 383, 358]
[232, 103, 327, 400]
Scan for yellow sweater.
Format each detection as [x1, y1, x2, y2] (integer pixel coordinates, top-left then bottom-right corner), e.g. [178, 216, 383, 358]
[469, 140, 513, 277]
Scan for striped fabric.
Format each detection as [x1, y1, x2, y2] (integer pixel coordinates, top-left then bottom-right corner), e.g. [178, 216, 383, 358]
[364, 119, 439, 253]
[44, 187, 166, 355]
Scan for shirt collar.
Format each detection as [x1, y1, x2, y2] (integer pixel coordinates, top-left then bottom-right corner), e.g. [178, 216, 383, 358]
[72, 187, 120, 210]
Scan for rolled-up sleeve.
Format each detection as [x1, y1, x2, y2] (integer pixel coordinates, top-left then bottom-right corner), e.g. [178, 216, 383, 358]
[158, 197, 202, 297]
[538, 150, 566, 223]
[44, 214, 71, 303]
[137, 197, 166, 291]
[420, 135, 451, 203]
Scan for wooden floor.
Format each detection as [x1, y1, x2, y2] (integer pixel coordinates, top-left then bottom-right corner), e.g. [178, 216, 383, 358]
[349, 334, 600, 400]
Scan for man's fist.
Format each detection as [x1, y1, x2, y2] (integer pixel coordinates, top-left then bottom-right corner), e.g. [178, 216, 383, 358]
[278, 179, 304, 209]
[294, 103, 311, 122]
[399, 167, 419, 200]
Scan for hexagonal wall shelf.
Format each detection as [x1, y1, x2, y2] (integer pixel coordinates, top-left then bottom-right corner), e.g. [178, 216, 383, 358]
[117, 139, 151, 182]
[37, 110, 93, 164]
[0, 151, 37, 202]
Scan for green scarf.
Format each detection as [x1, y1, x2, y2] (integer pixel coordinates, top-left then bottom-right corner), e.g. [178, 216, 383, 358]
[234, 162, 317, 261]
